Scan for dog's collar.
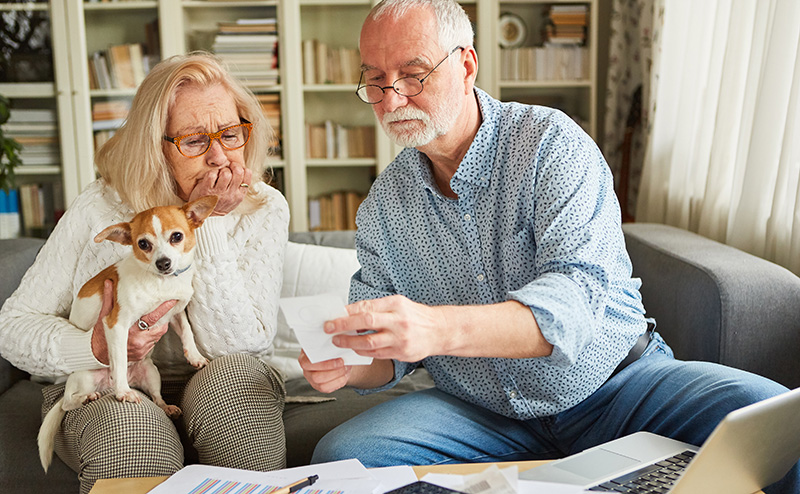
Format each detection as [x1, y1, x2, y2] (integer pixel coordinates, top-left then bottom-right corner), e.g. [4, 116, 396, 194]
[172, 264, 192, 277]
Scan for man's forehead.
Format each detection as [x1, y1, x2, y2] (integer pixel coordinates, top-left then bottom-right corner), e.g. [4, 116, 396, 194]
[360, 54, 432, 73]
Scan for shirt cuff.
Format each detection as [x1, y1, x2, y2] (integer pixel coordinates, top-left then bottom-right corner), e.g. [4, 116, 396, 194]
[60, 328, 108, 371]
[353, 360, 418, 395]
[195, 216, 228, 257]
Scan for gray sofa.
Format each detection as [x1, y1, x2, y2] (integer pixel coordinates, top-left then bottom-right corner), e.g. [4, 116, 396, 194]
[1, 224, 799, 492]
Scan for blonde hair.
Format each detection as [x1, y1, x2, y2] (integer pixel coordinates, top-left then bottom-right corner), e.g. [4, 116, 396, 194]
[95, 51, 273, 213]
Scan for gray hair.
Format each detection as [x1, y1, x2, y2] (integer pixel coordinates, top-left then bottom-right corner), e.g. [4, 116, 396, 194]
[369, 0, 474, 54]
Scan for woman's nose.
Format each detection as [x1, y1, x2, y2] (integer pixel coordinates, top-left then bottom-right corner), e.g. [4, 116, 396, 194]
[205, 138, 228, 166]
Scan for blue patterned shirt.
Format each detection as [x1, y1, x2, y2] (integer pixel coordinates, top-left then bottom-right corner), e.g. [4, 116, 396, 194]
[350, 88, 648, 419]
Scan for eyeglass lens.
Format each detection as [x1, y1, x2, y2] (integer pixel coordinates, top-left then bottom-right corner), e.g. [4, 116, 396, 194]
[357, 77, 423, 104]
[179, 124, 250, 157]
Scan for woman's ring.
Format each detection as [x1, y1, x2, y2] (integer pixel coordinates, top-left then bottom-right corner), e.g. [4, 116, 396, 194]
[137, 319, 150, 331]
[240, 183, 249, 188]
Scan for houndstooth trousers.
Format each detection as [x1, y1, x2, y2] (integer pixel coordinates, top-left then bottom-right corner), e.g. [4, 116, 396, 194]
[41, 353, 286, 494]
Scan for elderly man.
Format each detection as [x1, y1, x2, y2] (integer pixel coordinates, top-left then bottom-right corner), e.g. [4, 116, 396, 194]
[299, 1, 797, 492]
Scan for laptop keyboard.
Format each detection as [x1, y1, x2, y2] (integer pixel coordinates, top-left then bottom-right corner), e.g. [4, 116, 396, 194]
[587, 450, 696, 493]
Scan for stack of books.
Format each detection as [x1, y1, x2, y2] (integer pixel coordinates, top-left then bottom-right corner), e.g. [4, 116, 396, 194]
[544, 5, 588, 45]
[0, 189, 21, 239]
[500, 45, 588, 81]
[88, 43, 157, 90]
[302, 39, 360, 85]
[5, 108, 59, 167]
[257, 94, 281, 156]
[17, 181, 63, 236]
[305, 121, 375, 160]
[212, 15, 279, 90]
[308, 190, 366, 231]
[92, 100, 130, 150]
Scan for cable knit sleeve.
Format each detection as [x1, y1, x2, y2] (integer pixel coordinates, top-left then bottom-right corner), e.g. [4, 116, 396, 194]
[0, 181, 125, 378]
[185, 183, 289, 361]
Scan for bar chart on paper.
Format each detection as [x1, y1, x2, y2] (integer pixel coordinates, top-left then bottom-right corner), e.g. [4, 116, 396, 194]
[189, 477, 342, 494]
[148, 460, 386, 494]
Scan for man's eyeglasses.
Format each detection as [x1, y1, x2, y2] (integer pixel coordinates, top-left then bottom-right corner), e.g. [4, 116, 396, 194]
[163, 120, 252, 158]
[356, 46, 464, 105]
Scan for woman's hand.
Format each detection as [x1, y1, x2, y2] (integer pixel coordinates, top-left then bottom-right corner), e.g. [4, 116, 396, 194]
[188, 163, 253, 216]
[90, 279, 177, 365]
[298, 350, 352, 393]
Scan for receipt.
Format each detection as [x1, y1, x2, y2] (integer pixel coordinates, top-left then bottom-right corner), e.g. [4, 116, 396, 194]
[279, 293, 373, 366]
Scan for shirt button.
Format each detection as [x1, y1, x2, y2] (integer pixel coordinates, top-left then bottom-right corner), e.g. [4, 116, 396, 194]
[464, 213, 471, 221]
[477, 273, 485, 282]
[508, 390, 518, 399]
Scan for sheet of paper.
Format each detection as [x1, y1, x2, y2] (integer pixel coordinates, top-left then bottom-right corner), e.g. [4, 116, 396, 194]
[370, 465, 419, 492]
[279, 293, 373, 365]
[148, 459, 380, 494]
[421, 472, 592, 494]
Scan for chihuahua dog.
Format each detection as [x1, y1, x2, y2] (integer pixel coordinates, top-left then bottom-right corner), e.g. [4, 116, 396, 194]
[37, 195, 218, 472]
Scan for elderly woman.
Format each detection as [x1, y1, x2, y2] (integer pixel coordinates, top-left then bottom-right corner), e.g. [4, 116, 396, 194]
[0, 52, 289, 493]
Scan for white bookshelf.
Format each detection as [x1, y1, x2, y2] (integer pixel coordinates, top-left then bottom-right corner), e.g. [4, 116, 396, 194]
[2, 0, 598, 233]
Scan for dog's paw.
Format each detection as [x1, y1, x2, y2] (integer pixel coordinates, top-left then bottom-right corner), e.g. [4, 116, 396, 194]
[161, 405, 182, 419]
[185, 351, 209, 369]
[115, 390, 141, 404]
[82, 392, 102, 405]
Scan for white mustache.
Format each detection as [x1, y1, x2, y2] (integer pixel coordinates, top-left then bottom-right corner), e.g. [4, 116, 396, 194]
[383, 107, 431, 125]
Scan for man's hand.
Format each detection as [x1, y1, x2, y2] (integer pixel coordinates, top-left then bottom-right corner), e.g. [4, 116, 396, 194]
[90, 279, 177, 365]
[325, 295, 446, 362]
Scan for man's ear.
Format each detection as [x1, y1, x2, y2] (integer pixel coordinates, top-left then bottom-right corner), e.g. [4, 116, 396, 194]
[183, 195, 219, 229]
[462, 45, 478, 94]
[95, 223, 132, 245]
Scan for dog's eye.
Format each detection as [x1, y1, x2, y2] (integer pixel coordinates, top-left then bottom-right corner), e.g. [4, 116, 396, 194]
[137, 239, 151, 251]
[170, 232, 183, 244]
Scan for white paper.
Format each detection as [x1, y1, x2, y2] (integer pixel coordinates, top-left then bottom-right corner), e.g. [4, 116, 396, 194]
[421, 469, 592, 494]
[148, 459, 380, 494]
[370, 465, 419, 492]
[279, 293, 373, 365]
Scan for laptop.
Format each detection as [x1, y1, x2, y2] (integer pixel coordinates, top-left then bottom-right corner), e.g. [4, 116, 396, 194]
[520, 386, 800, 493]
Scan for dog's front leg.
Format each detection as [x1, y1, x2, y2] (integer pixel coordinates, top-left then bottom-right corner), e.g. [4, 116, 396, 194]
[130, 359, 181, 418]
[171, 311, 208, 369]
[105, 320, 140, 404]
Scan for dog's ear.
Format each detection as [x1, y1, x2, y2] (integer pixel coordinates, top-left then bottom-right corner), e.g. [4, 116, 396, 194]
[95, 222, 133, 245]
[183, 195, 219, 229]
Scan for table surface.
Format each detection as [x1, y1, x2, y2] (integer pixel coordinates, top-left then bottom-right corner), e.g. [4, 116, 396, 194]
[88, 460, 549, 494]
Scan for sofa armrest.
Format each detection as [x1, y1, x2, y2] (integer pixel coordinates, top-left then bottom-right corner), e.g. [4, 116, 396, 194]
[623, 223, 800, 389]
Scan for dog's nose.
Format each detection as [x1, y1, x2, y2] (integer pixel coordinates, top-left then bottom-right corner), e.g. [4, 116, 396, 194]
[156, 257, 172, 273]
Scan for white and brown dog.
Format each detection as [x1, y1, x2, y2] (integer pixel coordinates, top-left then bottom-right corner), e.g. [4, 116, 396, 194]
[37, 195, 218, 472]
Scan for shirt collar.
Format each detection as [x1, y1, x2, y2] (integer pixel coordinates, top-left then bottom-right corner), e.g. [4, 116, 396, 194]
[415, 87, 500, 196]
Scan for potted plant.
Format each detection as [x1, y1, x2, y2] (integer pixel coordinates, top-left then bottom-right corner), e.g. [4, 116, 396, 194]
[0, 94, 23, 192]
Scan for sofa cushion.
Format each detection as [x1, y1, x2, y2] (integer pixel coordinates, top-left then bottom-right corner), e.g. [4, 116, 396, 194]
[0, 380, 78, 492]
[273, 241, 361, 380]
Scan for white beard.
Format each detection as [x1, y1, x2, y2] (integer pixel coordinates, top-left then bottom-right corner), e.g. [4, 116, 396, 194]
[380, 85, 463, 148]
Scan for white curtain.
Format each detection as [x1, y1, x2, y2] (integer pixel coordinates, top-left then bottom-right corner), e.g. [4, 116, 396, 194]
[637, 0, 800, 275]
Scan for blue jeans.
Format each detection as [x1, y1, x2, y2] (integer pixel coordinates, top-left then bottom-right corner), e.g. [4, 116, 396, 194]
[312, 334, 798, 494]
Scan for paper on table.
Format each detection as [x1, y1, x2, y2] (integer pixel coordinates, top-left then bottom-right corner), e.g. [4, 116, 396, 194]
[421, 470, 592, 494]
[279, 293, 373, 365]
[148, 459, 381, 494]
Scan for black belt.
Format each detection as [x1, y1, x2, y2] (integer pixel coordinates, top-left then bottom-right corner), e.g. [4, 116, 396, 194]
[610, 322, 655, 378]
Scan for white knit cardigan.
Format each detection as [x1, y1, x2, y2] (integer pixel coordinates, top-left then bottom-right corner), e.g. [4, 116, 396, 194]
[0, 179, 289, 381]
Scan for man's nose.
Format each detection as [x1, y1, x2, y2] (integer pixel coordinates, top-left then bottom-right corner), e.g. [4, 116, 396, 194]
[380, 88, 408, 114]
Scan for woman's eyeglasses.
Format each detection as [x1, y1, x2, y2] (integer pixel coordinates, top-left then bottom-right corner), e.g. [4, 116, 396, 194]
[163, 120, 252, 158]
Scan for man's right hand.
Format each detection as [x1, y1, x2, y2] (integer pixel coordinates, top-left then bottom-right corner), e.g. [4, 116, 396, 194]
[90, 279, 176, 365]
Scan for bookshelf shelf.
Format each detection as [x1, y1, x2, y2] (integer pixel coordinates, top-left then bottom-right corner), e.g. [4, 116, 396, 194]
[306, 158, 375, 168]
[0, 2, 48, 11]
[83, 2, 158, 11]
[499, 80, 593, 88]
[15, 166, 61, 176]
[183, 1, 278, 7]
[304, 85, 359, 93]
[0, 83, 56, 98]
